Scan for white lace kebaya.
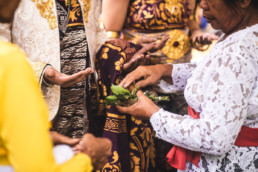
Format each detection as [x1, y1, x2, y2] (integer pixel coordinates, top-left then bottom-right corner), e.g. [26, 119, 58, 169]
[151, 24, 258, 171]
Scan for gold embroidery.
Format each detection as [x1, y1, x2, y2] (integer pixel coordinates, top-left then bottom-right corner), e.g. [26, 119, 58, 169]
[80, 0, 91, 23]
[106, 113, 126, 119]
[104, 113, 127, 133]
[31, 0, 57, 29]
[164, 0, 185, 22]
[69, 0, 81, 22]
[102, 151, 121, 172]
[161, 29, 190, 63]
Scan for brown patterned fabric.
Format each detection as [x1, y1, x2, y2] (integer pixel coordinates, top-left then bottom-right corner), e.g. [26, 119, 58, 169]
[51, 0, 97, 138]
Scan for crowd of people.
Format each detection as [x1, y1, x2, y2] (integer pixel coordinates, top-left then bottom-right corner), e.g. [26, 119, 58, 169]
[0, 0, 257, 171]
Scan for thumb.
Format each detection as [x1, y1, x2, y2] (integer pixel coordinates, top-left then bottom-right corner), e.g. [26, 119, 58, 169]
[116, 105, 131, 114]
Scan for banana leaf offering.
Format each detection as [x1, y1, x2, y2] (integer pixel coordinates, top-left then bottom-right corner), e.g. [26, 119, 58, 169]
[105, 84, 170, 106]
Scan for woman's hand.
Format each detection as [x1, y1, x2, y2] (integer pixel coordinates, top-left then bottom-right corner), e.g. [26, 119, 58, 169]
[123, 35, 169, 72]
[120, 64, 172, 88]
[116, 90, 160, 119]
[134, 34, 169, 51]
[49, 131, 80, 146]
[191, 30, 219, 50]
[44, 66, 94, 87]
[74, 134, 112, 170]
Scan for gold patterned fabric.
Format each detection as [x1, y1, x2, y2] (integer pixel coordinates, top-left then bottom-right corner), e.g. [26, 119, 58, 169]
[31, 0, 90, 29]
[31, 0, 57, 29]
[125, 0, 191, 31]
[96, 39, 156, 171]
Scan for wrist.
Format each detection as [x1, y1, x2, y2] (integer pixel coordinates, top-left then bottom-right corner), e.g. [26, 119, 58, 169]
[106, 31, 120, 39]
[159, 64, 172, 77]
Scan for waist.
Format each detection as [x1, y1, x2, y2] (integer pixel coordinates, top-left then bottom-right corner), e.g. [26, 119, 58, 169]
[234, 125, 258, 147]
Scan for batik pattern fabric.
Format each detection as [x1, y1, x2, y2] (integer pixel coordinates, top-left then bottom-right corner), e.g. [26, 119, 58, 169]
[96, 39, 156, 172]
[123, 0, 192, 115]
[51, 0, 97, 138]
[125, 0, 191, 31]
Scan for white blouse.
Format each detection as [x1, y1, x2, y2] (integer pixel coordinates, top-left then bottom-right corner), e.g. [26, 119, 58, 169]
[151, 24, 258, 171]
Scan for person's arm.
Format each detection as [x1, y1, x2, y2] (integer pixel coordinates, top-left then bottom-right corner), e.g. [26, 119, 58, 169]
[102, 0, 129, 32]
[159, 63, 196, 92]
[188, 0, 219, 48]
[0, 42, 93, 172]
[150, 54, 255, 155]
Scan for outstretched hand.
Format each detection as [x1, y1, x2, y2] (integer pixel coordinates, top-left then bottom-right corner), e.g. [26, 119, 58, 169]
[135, 34, 169, 51]
[123, 35, 169, 72]
[116, 90, 160, 119]
[50, 131, 80, 146]
[74, 134, 112, 170]
[191, 30, 219, 51]
[44, 66, 94, 87]
[120, 64, 172, 89]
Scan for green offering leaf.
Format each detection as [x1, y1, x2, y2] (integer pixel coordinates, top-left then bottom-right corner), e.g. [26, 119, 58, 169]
[111, 84, 131, 96]
[105, 95, 118, 105]
[105, 85, 170, 106]
[131, 85, 139, 97]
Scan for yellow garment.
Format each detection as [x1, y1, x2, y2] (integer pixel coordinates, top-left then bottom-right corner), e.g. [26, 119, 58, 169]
[0, 40, 93, 172]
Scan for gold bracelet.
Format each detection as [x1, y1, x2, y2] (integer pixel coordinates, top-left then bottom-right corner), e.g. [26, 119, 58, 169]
[106, 31, 120, 38]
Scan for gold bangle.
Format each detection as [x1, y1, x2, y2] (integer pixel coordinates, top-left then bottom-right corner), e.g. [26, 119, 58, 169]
[106, 31, 120, 38]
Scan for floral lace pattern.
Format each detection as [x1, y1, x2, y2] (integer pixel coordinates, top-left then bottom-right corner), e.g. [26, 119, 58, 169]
[151, 24, 258, 171]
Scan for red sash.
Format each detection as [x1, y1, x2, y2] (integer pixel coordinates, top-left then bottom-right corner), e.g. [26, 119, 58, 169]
[166, 106, 258, 170]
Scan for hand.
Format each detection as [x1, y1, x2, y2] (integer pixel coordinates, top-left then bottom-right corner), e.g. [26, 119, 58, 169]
[44, 66, 94, 87]
[116, 90, 160, 119]
[134, 35, 169, 51]
[74, 134, 112, 170]
[49, 131, 80, 146]
[123, 35, 169, 72]
[191, 30, 219, 51]
[120, 64, 172, 88]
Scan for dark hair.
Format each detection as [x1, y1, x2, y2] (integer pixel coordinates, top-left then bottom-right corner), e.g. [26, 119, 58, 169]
[224, 0, 258, 10]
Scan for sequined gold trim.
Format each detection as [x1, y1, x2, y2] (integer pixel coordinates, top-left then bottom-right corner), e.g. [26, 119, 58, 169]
[161, 30, 190, 62]
[80, 0, 90, 23]
[31, 0, 57, 29]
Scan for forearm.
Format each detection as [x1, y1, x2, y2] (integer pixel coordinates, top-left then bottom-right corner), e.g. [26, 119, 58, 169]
[102, 0, 129, 31]
[159, 63, 196, 92]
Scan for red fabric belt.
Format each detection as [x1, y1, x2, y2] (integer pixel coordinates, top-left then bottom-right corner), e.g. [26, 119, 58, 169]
[166, 106, 258, 170]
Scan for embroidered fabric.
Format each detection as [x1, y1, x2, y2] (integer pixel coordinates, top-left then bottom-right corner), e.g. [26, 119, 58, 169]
[8, 0, 105, 121]
[0, 23, 11, 42]
[151, 24, 258, 171]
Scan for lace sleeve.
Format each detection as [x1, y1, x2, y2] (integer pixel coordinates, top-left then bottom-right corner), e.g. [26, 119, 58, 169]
[159, 63, 196, 92]
[150, 54, 256, 155]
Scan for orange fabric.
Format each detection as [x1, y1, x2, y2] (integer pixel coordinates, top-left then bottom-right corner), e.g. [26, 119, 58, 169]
[166, 106, 258, 170]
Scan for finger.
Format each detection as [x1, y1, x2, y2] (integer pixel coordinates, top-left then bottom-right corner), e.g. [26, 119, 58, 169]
[135, 76, 155, 88]
[119, 67, 144, 88]
[140, 37, 157, 44]
[116, 105, 132, 115]
[84, 67, 94, 76]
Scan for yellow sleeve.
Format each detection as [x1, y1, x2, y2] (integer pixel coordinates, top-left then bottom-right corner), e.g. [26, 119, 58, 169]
[0, 41, 93, 172]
